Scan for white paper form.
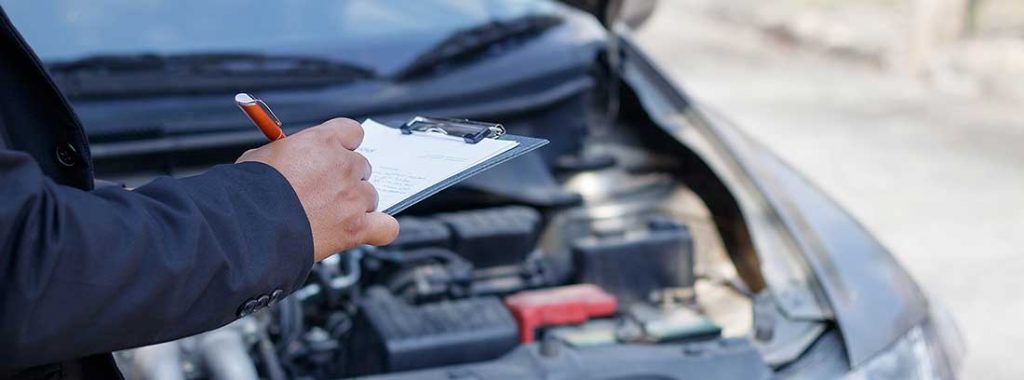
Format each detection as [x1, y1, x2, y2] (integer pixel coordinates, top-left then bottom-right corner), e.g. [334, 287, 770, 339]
[356, 119, 519, 213]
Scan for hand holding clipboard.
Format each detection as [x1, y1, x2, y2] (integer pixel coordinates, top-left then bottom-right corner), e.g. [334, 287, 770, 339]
[235, 93, 547, 216]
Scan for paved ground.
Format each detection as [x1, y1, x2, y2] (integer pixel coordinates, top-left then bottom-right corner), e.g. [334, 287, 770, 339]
[634, 2, 1024, 378]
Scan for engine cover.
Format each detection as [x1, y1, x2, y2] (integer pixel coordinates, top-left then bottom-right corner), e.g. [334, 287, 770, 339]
[346, 287, 519, 376]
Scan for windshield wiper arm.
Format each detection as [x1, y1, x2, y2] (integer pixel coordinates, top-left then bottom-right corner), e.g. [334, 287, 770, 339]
[393, 14, 562, 80]
[46, 53, 376, 99]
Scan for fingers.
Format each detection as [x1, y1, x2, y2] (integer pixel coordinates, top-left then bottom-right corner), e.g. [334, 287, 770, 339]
[359, 212, 400, 246]
[320, 118, 364, 150]
[336, 149, 372, 181]
[357, 152, 372, 180]
[355, 181, 379, 212]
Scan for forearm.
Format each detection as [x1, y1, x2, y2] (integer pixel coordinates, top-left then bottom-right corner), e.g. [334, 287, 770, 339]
[0, 153, 313, 367]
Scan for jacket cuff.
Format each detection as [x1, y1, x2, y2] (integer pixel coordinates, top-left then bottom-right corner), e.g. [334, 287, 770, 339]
[181, 161, 314, 317]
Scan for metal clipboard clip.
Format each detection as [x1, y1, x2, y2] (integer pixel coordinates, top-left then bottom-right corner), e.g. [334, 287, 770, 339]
[399, 116, 506, 144]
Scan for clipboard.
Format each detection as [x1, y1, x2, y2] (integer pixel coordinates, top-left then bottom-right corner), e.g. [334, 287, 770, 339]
[381, 116, 549, 215]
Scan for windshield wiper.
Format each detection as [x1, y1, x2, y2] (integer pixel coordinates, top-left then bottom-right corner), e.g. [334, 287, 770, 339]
[48, 52, 373, 77]
[393, 14, 562, 80]
[47, 53, 375, 99]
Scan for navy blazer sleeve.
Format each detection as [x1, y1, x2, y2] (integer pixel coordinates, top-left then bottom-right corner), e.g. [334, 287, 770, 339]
[0, 149, 314, 368]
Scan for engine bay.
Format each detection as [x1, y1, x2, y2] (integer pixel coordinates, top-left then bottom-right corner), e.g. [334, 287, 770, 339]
[101, 59, 789, 378]
[113, 124, 777, 379]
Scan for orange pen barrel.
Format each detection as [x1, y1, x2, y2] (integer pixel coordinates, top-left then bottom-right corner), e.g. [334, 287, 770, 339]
[235, 93, 286, 141]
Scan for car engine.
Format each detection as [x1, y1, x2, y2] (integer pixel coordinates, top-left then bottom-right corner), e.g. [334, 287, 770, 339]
[112, 124, 772, 380]
[93, 50, 781, 377]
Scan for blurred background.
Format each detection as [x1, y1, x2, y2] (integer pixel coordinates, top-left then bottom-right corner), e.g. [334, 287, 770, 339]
[633, 0, 1023, 378]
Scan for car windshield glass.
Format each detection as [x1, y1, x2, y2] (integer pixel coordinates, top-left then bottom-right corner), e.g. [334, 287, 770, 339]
[1, 0, 559, 77]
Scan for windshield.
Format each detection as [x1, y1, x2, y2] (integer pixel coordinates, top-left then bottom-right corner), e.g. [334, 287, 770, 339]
[1, 0, 559, 76]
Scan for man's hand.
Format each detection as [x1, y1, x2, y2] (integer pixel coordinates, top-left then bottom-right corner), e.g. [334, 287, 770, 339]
[237, 118, 399, 261]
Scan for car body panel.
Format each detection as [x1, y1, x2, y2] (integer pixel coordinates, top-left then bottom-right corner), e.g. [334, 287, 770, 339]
[616, 34, 930, 366]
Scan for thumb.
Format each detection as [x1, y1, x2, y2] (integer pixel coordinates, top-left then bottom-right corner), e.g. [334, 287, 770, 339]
[359, 212, 400, 246]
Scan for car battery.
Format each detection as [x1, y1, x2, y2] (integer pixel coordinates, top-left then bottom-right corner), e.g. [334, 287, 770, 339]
[572, 219, 695, 305]
[386, 216, 452, 250]
[504, 284, 618, 343]
[347, 287, 518, 376]
[436, 206, 541, 268]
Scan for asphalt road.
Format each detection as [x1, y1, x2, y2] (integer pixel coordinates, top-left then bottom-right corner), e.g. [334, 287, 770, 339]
[634, 2, 1024, 379]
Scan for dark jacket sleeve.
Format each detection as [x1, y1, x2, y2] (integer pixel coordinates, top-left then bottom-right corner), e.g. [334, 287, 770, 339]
[0, 149, 314, 368]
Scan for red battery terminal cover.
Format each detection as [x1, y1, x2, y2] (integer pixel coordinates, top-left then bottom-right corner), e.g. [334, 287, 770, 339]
[504, 284, 618, 343]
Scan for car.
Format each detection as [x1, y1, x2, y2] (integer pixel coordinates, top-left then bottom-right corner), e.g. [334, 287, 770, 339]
[3, 0, 964, 379]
